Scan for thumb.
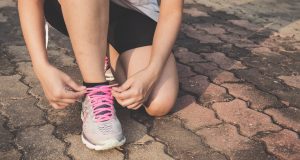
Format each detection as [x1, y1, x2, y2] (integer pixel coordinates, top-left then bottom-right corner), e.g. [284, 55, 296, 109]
[118, 79, 132, 92]
[64, 76, 86, 92]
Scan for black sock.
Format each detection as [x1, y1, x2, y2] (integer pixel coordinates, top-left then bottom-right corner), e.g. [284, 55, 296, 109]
[82, 81, 109, 88]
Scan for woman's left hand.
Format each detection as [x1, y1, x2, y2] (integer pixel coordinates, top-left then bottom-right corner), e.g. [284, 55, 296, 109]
[111, 67, 158, 110]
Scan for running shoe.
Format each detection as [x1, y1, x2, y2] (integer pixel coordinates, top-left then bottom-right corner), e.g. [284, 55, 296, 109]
[81, 84, 126, 150]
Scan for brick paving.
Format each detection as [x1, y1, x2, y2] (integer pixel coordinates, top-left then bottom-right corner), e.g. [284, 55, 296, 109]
[1, 0, 300, 159]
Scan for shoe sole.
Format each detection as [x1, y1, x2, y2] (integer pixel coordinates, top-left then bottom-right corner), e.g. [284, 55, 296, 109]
[81, 134, 126, 151]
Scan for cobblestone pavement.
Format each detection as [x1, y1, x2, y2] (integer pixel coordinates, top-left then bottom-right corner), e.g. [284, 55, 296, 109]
[1, 0, 300, 160]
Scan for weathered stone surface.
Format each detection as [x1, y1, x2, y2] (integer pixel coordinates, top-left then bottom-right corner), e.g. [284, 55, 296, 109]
[201, 52, 247, 70]
[0, 114, 14, 151]
[150, 117, 227, 160]
[195, 24, 226, 35]
[47, 102, 82, 137]
[47, 49, 76, 67]
[181, 24, 222, 44]
[174, 47, 206, 64]
[0, 98, 45, 129]
[228, 20, 260, 31]
[196, 124, 275, 160]
[260, 129, 300, 160]
[0, 149, 22, 160]
[183, 7, 209, 17]
[278, 75, 300, 89]
[0, 13, 8, 22]
[174, 95, 221, 130]
[15, 124, 68, 160]
[176, 63, 196, 82]
[264, 107, 300, 132]
[181, 75, 232, 105]
[117, 109, 147, 144]
[0, 0, 15, 8]
[211, 70, 240, 84]
[66, 134, 124, 160]
[0, 75, 29, 100]
[222, 83, 280, 110]
[7, 45, 30, 62]
[16, 62, 39, 87]
[212, 99, 281, 136]
[128, 140, 174, 160]
[0, 53, 14, 75]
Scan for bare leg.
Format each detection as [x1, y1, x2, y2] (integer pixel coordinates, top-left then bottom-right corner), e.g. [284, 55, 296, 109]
[59, 0, 109, 82]
[109, 46, 179, 116]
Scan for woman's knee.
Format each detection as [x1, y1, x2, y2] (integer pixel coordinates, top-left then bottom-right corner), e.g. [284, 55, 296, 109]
[145, 98, 176, 117]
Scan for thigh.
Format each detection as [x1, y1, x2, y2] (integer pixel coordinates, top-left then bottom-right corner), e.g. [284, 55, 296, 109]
[118, 46, 179, 116]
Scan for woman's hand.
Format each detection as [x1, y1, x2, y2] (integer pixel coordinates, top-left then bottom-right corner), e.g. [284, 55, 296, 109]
[33, 63, 87, 109]
[111, 67, 158, 110]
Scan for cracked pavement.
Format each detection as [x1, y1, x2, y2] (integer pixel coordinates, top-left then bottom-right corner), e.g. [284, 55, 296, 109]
[1, 0, 300, 159]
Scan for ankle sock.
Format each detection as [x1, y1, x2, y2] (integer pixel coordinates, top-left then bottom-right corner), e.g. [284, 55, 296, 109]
[83, 81, 109, 88]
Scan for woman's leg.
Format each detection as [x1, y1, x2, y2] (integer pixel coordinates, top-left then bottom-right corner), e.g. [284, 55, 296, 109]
[109, 45, 179, 116]
[58, 0, 109, 83]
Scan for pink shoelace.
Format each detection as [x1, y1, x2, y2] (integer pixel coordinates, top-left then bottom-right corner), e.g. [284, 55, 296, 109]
[86, 85, 114, 122]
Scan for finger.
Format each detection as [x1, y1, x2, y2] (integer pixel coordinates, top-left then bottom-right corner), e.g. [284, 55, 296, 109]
[127, 102, 143, 110]
[112, 89, 133, 100]
[64, 76, 86, 92]
[50, 102, 65, 109]
[119, 98, 139, 107]
[113, 79, 132, 92]
[61, 90, 86, 99]
[58, 98, 77, 105]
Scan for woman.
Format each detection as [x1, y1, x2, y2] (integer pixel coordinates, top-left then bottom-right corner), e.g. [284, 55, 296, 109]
[18, 0, 182, 150]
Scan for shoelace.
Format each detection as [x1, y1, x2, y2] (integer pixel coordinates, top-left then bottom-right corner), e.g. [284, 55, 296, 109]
[86, 85, 114, 122]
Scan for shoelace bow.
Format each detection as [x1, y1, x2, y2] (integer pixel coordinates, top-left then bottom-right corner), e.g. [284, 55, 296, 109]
[86, 85, 114, 122]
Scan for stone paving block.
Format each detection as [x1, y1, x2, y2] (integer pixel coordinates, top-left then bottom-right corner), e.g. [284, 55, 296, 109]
[181, 75, 232, 105]
[219, 34, 258, 48]
[0, 149, 22, 160]
[201, 52, 247, 70]
[0, 0, 15, 8]
[196, 124, 275, 160]
[174, 95, 222, 131]
[228, 20, 260, 31]
[127, 138, 174, 160]
[0, 97, 45, 129]
[191, 62, 219, 75]
[181, 24, 222, 44]
[264, 107, 300, 132]
[183, 7, 209, 17]
[212, 99, 281, 136]
[222, 83, 280, 110]
[7, 45, 30, 62]
[176, 63, 196, 82]
[0, 13, 8, 22]
[150, 117, 227, 160]
[47, 49, 76, 67]
[0, 114, 14, 151]
[15, 124, 68, 160]
[174, 47, 207, 64]
[66, 134, 124, 160]
[16, 62, 39, 87]
[278, 75, 300, 89]
[260, 129, 300, 160]
[211, 70, 241, 84]
[195, 24, 226, 35]
[47, 102, 82, 137]
[0, 75, 29, 101]
[0, 53, 14, 75]
[117, 109, 147, 144]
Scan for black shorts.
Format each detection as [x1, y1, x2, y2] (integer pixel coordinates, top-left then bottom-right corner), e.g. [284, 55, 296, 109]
[44, 1, 157, 53]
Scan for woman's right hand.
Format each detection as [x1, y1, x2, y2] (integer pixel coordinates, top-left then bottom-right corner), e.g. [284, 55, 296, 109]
[33, 63, 87, 109]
